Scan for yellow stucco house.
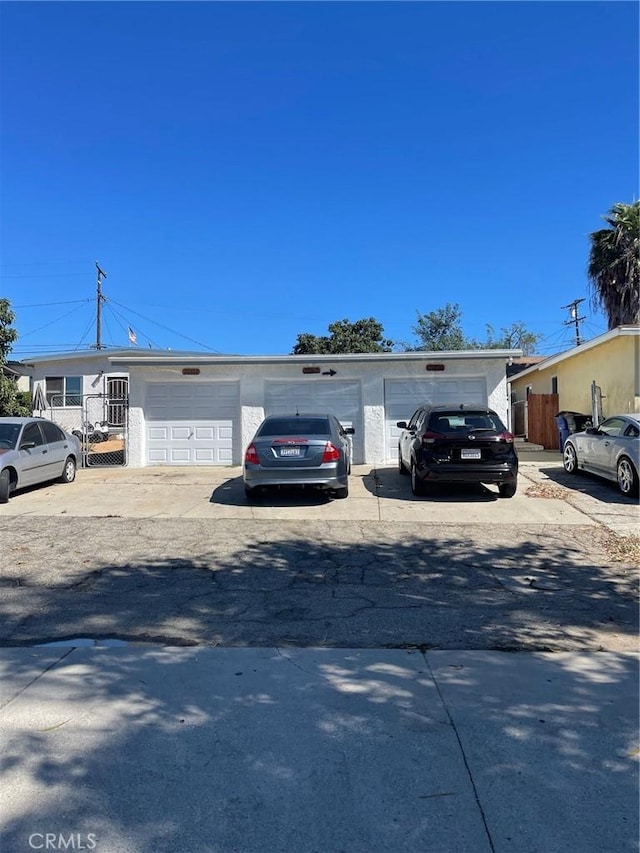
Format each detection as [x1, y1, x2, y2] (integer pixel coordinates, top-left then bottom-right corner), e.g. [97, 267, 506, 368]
[510, 325, 640, 448]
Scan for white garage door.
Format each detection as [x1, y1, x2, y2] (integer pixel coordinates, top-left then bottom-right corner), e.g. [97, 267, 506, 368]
[145, 382, 239, 465]
[264, 380, 363, 462]
[384, 378, 487, 462]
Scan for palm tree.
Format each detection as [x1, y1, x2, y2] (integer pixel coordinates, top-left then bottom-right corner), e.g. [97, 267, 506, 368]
[587, 201, 640, 328]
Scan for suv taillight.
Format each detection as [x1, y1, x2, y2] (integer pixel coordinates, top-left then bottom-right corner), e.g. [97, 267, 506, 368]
[421, 431, 444, 445]
[322, 442, 341, 462]
[244, 444, 259, 464]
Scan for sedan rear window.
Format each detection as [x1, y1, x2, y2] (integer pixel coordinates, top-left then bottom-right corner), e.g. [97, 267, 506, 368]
[258, 418, 331, 437]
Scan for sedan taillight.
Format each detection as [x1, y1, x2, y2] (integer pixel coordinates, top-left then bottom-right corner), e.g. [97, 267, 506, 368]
[244, 444, 259, 465]
[322, 442, 341, 463]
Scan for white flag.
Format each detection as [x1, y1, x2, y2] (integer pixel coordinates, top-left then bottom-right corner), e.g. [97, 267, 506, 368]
[127, 326, 137, 344]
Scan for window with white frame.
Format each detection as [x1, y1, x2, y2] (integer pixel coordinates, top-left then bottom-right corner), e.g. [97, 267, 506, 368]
[45, 376, 83, 406]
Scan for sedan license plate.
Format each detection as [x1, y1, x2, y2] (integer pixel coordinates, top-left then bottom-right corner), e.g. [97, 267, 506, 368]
[461, 448, 482, 460]
[279, 446, 302, 457]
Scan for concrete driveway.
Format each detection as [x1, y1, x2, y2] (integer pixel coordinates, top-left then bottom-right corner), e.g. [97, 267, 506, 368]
[2, 458, 638, 533]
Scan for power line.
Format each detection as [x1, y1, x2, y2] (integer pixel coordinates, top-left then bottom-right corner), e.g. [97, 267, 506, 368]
[103, 299, 163, 349]
[18, 302, 92, 339]
[0, 273, 88, 280]
[107, 296, 220, 352]
[11, 300, 92, 308]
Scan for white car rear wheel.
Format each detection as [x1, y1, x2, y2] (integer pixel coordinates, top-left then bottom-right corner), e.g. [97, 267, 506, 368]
[617, 457, 639, 497]
[59, 457, 76, 484]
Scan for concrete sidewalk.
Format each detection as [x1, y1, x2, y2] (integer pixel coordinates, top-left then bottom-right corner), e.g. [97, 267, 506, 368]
[1, 646, 638, 853]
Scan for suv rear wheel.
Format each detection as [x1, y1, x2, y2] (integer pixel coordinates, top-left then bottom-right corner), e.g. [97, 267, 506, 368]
[410, 461, 427, 496]
[498, 480, 517, 498]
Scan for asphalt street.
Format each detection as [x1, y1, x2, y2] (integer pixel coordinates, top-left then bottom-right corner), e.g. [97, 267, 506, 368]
[0, 462, 638, 651]
[1, 461, 638, 853]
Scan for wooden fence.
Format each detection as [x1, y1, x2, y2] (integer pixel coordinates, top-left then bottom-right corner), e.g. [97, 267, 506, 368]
[527, 393, 559, 449]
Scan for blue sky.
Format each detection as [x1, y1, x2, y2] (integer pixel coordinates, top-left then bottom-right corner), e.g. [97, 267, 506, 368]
[1, 1, 638, 358]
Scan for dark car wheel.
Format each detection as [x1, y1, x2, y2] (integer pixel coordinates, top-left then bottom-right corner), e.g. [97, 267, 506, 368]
[59, 456, 77, 484]
[563, 442, 579, 474]
[617, 457, 639, 497]
[0, 469, 11, 503]
[398, 447, 409, 475]
[498, 480, 517, 499]
[332, 482, 349, 499]
[410, 461, 427, 496]
[244, 485, 261, 502]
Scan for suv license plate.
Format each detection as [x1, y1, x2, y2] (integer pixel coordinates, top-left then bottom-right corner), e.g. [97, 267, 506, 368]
[280, 447, 302, 457]
[461, 449, 481, 460]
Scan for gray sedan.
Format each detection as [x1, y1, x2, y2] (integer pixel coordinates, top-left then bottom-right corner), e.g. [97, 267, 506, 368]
[562, 414, 639, 497]
[243, 413, 354, 500]
[0, 417, 81, 503]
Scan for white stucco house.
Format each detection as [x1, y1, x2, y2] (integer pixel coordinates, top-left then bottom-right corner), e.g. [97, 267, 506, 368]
[20, 348, 521, 467]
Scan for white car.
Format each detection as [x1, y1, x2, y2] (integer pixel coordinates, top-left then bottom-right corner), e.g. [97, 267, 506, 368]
[562, 414, 640, 497]
[0, 417, 81, 503]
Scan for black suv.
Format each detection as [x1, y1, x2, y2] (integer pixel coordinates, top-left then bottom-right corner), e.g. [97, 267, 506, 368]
[397, 404, 518, 498]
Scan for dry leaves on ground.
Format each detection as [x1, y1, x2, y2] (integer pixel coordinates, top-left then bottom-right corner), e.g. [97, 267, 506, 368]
[525, 483, 570, 500]
[598, 531, 640, 567]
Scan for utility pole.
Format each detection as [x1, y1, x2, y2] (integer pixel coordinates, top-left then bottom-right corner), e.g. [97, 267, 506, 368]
[95, 261, 107, 350]
[561, 298, 585, 347]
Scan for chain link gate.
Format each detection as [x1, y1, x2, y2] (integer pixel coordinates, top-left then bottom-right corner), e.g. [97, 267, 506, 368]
[48, 389, 129, 468]
[81, 391, 128, 467]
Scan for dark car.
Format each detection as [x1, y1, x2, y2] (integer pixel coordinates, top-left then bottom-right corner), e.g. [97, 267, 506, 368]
[562, 414, 639, 497]
[0, 417, 81, 503]
[397, 404, 518, 498]
[243, 413, 355, 500]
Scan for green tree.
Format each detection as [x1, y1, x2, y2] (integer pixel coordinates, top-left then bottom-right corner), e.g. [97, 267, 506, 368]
[482, 322, 542, 355]
[588, 201, 640, 328]
[404, 304, 540, 353]
[292, 318, 394, 354]
[404, 303, 473, 351]
[0, 298, 30, 417]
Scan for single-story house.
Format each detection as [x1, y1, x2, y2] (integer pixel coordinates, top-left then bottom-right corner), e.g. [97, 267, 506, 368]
[509, 325, 640, 448]
[20, 348, 521, 467]
[3, 361, 31, 393]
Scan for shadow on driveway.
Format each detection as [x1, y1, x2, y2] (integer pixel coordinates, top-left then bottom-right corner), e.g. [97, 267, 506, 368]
[537, 466, 637, 505]
[366, 467, 499, 503]
[210, 476, 333, 508]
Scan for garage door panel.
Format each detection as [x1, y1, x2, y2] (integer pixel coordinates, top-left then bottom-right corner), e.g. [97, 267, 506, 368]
[264, 380, 363, 461]
[384, 378, 487, 461]
[145, 382, 238, 465]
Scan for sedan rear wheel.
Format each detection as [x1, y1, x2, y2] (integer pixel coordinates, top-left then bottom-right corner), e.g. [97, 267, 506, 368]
[563, 442, 579, 474]
[617, 457, 639, 497]
[244, 485, 261, 502]
[0, 469, 11, 504]
[59, 456, 76, 484]
[332, 483, 349, 499]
